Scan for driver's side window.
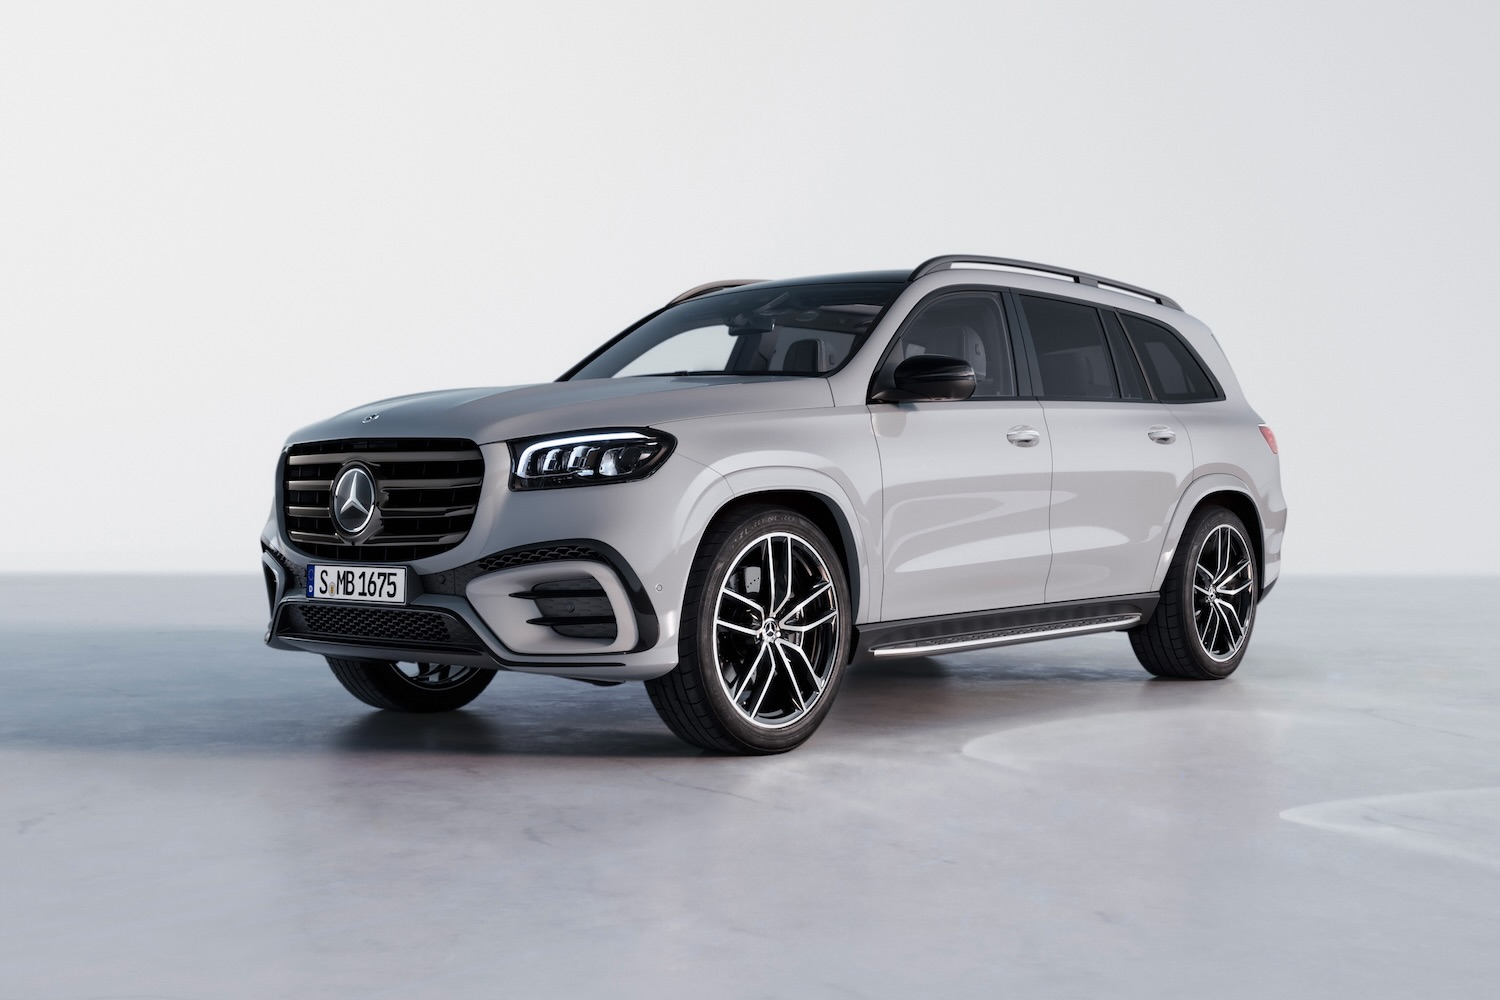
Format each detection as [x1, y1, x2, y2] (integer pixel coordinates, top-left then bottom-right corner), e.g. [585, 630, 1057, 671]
[889, 292, 1015, 398]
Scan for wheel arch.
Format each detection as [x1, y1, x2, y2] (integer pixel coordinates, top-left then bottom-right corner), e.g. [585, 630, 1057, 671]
[1153, 475, 1268, 597]
[701, 483, 869, 623]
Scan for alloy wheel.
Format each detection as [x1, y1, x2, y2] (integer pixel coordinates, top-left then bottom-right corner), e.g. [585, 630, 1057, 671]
[1192, 523, 1255, 661]
[711, 531, 841, 729]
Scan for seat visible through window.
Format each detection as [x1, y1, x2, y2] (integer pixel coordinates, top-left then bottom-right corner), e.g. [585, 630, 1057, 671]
[891, 293, 1014, 397]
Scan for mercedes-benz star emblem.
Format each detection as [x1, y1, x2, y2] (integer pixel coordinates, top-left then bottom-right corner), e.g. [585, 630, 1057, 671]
[331, 467, 376, 535]
[361, 413, 380, 423]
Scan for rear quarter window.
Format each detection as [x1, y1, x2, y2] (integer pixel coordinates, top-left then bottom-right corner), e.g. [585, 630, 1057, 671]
[1120, 314, 1221, 402]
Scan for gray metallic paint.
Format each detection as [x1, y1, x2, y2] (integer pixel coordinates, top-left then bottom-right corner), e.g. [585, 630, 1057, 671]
[263, 265, 1285, 682]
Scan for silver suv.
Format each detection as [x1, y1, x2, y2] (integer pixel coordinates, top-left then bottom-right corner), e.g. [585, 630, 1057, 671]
[261, 255, 1286, 753]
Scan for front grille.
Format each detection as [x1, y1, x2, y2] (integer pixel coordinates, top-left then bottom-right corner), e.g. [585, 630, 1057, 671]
[277, 603, 484, 652]
[282, 438, 484, 562]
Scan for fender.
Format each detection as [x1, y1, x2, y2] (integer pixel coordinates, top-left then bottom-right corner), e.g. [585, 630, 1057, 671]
[714, 465, 877, 625]
[1151, 473, 1259, 592]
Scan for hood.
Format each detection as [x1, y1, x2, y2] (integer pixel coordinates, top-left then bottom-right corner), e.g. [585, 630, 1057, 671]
[285, 376, 834, 447]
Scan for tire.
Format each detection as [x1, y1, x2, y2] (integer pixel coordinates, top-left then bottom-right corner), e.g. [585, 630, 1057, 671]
[326, 657, 496, 712]
[645, 505, 853, 754]
[1130, 505, 1258, 680]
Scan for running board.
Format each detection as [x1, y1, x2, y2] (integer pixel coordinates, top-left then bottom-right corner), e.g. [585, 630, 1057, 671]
[853, 594, 1157, 662]
[869, 615, 1140, 658]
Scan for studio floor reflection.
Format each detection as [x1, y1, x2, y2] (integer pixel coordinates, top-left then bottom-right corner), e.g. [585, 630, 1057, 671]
[2, 575, 1497, 999]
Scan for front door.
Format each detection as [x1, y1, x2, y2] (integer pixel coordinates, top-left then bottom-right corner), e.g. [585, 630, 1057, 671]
[870, 290, 1053, 621]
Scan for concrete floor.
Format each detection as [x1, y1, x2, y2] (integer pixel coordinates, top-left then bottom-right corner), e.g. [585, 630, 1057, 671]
[1, 575, 1496, 999]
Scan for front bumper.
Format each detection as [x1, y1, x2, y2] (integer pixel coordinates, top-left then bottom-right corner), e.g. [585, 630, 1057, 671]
[262, 443, 734, 682]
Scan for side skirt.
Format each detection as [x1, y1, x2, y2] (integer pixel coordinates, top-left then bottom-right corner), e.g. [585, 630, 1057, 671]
[853, 593, 1159, 661]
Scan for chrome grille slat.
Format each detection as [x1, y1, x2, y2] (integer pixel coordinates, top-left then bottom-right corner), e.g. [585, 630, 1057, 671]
[281, 437, 483, 563]
[287, 450, 480, 466]
[378, 478, 483, 489]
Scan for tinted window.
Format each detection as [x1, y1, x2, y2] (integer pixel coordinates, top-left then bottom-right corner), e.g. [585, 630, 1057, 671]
[1120, 314, 1218, 401]
[1018, 295, 1118, 399]
[1101, 311, 1149, 400]
[888, 292, 1015, 398]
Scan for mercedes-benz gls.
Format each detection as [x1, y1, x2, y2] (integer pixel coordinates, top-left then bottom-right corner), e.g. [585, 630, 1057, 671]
[261, 255, 1286, 754]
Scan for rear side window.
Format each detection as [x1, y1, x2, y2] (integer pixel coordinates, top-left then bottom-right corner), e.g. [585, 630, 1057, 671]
[1017, 295, 1118, 399]
[1120, 314, 1219, 402]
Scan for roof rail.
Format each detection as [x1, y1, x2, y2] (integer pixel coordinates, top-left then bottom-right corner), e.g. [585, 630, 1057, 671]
[667, 279, 765, 307]
[909, 255, 1181, 311]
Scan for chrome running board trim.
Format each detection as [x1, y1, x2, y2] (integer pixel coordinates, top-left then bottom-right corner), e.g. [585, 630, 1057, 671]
[869, 614, 1141, 658]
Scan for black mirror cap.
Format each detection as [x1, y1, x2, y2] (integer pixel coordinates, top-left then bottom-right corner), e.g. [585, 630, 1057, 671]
[869, 354, 977, 403]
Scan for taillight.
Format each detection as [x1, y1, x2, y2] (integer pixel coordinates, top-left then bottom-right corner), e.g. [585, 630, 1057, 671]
[1259, 424, 1278, 455]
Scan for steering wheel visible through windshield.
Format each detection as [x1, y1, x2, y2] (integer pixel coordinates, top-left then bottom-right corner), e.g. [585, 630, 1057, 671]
[566, 281, 905, 380]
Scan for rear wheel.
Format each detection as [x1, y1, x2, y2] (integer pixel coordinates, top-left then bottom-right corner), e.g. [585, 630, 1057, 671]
[326, 657, 496, 712]
[1130, 505, 1258, 680]
[646, 506, 852, 754]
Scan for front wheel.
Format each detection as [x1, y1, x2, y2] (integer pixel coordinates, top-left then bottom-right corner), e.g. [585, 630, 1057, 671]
[326, 657, 496, 712]
[1129, 505, 1258, 680]
[646, 506, 853, 754]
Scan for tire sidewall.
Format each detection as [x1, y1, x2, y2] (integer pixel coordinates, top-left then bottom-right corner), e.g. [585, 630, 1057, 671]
[688, 508, 853, 752]
[1177, 508, 1256, 677]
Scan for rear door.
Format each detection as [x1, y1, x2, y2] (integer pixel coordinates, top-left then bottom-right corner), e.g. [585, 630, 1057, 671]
[870, 290, 1053, 620]
[1011, 292, 1194, 603]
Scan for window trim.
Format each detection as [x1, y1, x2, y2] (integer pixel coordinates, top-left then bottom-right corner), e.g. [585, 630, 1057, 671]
[866, 286, 1027, 402]
[1100, 308, 1151, 401]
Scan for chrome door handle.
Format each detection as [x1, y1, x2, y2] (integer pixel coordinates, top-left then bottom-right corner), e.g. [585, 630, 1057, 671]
[1147, 424, 1177, 444]
[1006, 425, 1041, 447]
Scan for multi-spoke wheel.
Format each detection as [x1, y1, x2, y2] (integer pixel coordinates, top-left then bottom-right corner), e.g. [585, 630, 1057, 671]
[646, 506, 853, 753]
[326, 656, 496, 712]
[1129, 505, 1259, 679]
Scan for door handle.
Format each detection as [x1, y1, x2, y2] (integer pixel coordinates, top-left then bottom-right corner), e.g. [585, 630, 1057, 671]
[1147, 424, 1177, 444]
[1006, 425, 1041, 447]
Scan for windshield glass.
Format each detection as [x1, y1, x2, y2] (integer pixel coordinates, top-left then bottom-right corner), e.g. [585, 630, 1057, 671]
[567, 281, 905, 379]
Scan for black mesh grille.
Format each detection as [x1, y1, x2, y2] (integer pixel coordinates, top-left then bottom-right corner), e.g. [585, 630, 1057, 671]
[278, 603, 483, 652]
[475, 544, 603, 573]
[282, 438, 483, 562]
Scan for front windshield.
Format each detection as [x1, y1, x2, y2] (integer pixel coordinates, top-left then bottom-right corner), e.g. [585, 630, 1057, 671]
[567, 281, 905, 380]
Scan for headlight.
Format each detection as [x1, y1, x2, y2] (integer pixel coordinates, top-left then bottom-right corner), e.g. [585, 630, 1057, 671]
[509, 429, 676, 490]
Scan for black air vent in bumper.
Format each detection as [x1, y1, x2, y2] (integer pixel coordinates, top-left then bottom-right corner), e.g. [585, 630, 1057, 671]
[281, 438, 483, 562]
[515, 577, 619, 640]
[275, 603, 485, 654]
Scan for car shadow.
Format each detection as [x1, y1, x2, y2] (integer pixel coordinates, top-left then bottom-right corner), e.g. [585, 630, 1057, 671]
[0, 626, 1237, 760]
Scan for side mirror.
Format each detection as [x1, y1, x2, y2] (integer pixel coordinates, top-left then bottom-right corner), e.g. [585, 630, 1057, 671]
[869, 354, 977, 403]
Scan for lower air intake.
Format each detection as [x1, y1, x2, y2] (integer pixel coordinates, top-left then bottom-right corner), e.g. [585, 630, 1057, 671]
[278, 604, 484, 653]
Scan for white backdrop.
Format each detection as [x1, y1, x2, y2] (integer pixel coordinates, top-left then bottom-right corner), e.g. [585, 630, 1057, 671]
[2, 0, 1495, 574]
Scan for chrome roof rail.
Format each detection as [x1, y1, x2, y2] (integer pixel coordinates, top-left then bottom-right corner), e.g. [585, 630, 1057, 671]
[667, 279, 766, 307]
[910, 255, 1181, 311]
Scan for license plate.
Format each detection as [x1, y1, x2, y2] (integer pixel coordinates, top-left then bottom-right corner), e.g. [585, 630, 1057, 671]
[306, 565, 408, 604]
